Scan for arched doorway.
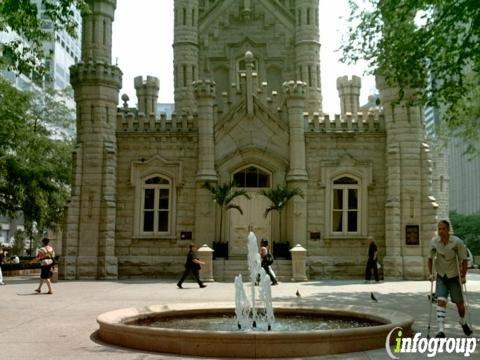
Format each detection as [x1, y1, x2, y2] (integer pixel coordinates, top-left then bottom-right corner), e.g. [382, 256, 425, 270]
[229, 165, 272, 257]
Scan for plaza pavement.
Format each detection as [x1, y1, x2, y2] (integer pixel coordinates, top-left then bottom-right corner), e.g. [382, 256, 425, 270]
[0, 272, 479, 360]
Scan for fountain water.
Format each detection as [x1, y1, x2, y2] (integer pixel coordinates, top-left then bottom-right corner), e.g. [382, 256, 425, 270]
[234, 231, 274, 330]
[96, 232, 414, 357]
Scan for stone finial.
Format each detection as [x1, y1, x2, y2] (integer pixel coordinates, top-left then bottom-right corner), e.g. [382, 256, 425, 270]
[121, 93, 129, 109]
[193, 80, 216, 99]
[244, 50, 254, 64]
[282, 80, 307, 99]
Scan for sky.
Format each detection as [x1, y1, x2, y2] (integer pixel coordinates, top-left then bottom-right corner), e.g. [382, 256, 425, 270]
[112, 0, 376, 115]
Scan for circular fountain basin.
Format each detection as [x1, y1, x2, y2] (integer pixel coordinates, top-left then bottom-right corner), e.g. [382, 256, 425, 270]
[97, 302, 413, 358]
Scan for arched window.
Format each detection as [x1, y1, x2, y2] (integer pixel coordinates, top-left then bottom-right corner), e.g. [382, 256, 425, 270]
[142, 176, 171, 234]
[233, 166, 270, 188]
[332, 176, 359, 234]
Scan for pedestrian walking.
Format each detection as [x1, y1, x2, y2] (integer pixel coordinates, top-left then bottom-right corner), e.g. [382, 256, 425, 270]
[364, 236, 379, 283]
[35, 238, 55, 294]
[177, 244, 207, 289]
[428, 220, 473, 338]
[0, 245, 5, 285]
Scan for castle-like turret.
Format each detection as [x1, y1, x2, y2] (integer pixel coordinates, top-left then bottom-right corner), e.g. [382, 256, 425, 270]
[173, 0, 199, 114]
[63, 0, 122, 280]
[294, 0, 322, 113]
[336, 75, 361, 116]
[377, 75, 438, 280]
[134, 76, 159, 115]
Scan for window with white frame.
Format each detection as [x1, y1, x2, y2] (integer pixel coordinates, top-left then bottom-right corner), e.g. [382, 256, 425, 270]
[332, 176, 359, 234]
[142, 176, 171, 234]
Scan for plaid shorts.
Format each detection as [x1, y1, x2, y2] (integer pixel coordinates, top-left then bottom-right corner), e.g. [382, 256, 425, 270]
[436, 274, 464, 304]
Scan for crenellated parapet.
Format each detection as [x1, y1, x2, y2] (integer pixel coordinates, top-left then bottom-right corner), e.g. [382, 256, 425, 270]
[305, 111, 385, 133]
[193, 79, 216, 99]
[70, 61, 122, 89]
[116, 112, 197, 133]
[337, 75, 362, 116]
[283, 80, 307, 99]
[134, 75, 159, 115]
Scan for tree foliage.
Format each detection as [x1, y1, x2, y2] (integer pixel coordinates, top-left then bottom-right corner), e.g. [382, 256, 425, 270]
[0, 78, 73, 245]
[342, 0, 480, 152]
[0, 0, 87, 76]
[450, 211, 480, 256]
[260, 185, 304, 242]
[202, 181, 251, 243]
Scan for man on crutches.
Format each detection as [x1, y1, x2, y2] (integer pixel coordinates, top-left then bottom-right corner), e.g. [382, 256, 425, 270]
[428, 220, 473, 338]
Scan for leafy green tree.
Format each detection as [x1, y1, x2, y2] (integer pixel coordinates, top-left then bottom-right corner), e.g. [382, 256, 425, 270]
[259, 185, 304, 242]
[202, 181, 251, 244]
[0, 78, 73, 253]
[0, 0, 87, 76]
[450, 211, 480, 256]
[342, 0, 480, 152]
[12, 229, 26, 256]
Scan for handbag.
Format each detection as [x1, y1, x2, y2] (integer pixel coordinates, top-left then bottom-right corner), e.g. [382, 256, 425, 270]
[41, 258, 53, 266]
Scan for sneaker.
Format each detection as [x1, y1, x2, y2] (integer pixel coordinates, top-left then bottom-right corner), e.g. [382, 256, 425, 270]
[271, 281, 278, 286]
[176, 283, 183, 289]
[435, 331, 446, 338]
[0, 282, 5, 285]
[461, 323, 473, 336]
[199, 284, 207, 288]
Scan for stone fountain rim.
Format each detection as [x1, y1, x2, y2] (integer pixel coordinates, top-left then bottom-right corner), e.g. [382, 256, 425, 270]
[97, 301, 413, 335]
[97, 302, 414, 357]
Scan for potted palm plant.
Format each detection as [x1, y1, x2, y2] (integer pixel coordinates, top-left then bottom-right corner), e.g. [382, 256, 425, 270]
[203, 181, 250, 259]
[260, 185, 304, 259]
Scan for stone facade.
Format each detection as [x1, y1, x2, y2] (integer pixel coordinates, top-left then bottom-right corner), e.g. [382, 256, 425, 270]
[61, 0, 447, 280]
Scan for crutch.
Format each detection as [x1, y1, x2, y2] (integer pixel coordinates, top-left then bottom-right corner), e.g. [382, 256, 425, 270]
[427, 254, 436, 339]
[455, 253, 472, 326]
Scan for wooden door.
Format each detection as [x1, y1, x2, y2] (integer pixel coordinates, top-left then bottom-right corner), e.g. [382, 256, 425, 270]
[229, 191, 271, 257]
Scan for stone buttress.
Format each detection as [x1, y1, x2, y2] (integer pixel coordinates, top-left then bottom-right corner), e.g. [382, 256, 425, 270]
[377, 76, 438, 280]
[61, 0, 122, 279]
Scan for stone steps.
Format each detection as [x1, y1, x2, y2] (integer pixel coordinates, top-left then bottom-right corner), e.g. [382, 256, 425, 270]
[212, 259, 292, 282]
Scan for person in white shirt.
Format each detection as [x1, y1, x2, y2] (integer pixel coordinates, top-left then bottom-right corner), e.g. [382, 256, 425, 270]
[428, 220, 472, 338]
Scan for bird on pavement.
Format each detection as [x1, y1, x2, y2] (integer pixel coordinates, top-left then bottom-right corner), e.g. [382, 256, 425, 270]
[370, 292, 378, 302]
[296, 289, 301, 297]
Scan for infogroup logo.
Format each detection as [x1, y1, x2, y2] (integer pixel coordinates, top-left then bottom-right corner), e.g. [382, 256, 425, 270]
[385, 327, 477, 359]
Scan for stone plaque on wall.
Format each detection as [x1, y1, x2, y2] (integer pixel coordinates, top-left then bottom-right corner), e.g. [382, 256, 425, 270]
[405, 225, 419, 245]
[180, 231, 192, 240]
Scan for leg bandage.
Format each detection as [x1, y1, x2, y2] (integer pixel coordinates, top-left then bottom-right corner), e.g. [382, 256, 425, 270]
[436, 305, 446, 332]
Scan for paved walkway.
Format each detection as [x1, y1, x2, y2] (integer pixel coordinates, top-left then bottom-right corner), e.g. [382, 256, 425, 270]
[0, 273, 479, 360]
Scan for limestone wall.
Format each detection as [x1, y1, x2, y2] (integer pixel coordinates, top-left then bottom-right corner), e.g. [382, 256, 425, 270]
[305, 132, 387, 278]
[115, 131, 199, 278]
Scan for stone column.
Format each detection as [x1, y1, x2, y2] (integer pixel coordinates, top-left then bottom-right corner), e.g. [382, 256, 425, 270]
[193, 80, 217, 247]
[290, 244, 308, 281]
[284, 81, 308, 248]
[197, 244, 214, 282]
[194, 80, 217, 182]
